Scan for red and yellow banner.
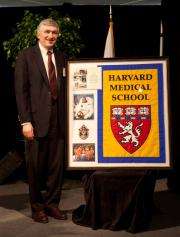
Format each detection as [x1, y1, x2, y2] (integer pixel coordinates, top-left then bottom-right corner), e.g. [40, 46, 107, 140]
[103, 68, 160, 157]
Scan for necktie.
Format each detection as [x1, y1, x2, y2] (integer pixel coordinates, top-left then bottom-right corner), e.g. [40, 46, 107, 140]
[47, 51, 58, 100]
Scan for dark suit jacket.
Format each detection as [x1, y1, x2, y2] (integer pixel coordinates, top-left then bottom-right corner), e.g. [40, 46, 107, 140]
[14, 44, 66, 138]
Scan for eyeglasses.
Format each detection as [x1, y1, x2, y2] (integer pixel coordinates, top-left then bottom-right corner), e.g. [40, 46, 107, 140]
[43, 30, 60, 36]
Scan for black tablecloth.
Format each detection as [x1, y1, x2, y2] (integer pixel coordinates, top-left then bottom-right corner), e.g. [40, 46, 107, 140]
[72, 170, 156, 233]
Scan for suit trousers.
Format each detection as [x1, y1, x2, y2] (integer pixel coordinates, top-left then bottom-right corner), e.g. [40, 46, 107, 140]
[25, 100, 64, 212]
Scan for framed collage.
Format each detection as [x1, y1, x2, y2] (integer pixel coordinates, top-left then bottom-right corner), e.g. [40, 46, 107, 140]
[66, 58, 171, 169]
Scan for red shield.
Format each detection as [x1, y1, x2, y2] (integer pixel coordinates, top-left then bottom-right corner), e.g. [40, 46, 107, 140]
[111, 105, 151, 154]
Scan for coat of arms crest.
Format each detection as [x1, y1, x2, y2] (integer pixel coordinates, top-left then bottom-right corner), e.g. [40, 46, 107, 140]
[111, 105, 151, 154]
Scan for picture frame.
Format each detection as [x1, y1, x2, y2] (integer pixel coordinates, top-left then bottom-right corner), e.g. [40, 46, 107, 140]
[66, 58, 171, 169]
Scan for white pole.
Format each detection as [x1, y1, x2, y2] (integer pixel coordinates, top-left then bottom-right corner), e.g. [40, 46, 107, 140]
[160, 20, 163, 57]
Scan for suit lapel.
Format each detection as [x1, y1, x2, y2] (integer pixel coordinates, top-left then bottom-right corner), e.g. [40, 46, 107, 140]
[54, 50, 63, 89]
[33, 45, 50, 89]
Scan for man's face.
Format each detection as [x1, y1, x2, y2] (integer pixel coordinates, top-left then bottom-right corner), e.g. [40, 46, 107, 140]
[37, 25, 59, 49]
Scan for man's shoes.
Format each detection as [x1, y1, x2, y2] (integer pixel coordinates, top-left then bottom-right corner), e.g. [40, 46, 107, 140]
[45, 207, 67, 220]
[32, 210, 49, 223]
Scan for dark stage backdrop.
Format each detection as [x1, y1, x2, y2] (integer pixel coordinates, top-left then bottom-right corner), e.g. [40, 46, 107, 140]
[0, 5, 161, 161]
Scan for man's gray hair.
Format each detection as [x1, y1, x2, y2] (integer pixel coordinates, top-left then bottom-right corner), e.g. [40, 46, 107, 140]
[37, 18, 59, 35]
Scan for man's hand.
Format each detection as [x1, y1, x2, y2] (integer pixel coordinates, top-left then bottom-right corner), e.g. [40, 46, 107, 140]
[22, 122, 34, 140]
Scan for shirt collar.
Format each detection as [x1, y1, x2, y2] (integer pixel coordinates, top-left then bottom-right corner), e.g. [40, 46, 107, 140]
[38, 42, 53, 55]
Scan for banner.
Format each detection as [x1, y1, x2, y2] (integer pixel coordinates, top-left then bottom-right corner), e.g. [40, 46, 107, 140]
[67, 58, 170, 169]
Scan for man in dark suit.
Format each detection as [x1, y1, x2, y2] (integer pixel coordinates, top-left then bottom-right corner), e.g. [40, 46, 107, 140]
[14, 18, 67, 223]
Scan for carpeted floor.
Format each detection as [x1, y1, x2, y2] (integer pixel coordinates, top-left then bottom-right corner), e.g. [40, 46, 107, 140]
[0, 178, 180, 237]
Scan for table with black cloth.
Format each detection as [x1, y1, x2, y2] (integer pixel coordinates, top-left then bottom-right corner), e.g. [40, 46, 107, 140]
[72, 170, 156, 233]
